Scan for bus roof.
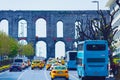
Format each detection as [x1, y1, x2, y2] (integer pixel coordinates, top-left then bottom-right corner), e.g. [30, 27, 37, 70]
[66, 51, 77, 53]
[78, 40, 107, 44]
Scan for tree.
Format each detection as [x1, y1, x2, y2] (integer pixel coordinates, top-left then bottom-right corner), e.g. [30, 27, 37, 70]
[8, 37, 19, 58]
[0, 31, 19, 58]
[23, 43, 34, 57]
[76, 10, 119, 71]
[0, 32, 10, 58]
[116, 0, 120, 7]
[76, 10, 118, 49]
[96, 10, 119, 47]
[19, 43, 34, 57]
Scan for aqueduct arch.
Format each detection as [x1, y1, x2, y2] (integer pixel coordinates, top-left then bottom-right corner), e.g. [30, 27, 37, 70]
[0, 10, 109, 58]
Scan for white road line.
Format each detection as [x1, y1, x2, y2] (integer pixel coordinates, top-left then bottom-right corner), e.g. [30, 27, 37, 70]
[69, 74, 79, 80]
[17, 70, 28, 80]
[44, 69, 50, 80]
[0, 70, 8, 75]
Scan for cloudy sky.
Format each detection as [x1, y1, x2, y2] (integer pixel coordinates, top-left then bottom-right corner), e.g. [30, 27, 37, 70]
[0, 0, 109, 10]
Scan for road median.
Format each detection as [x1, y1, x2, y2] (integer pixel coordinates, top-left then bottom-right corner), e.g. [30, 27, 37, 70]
[0, 65, 10, 72]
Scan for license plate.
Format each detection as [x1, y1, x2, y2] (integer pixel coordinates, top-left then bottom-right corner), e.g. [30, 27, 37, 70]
[58, 71, 63, 74]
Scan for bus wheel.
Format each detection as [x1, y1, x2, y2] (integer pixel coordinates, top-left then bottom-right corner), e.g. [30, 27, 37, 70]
[51, 78, 54, 80]
[81, 77, 86, 80]
[78, 75, 81, 78]
[101, 77, 105, 80]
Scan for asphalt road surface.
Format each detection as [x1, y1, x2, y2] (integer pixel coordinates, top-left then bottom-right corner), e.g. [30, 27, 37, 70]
[0, 67, 115, 80]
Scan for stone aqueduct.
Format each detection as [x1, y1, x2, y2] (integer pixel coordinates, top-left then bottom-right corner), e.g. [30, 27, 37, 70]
[0, 10, 109, 58]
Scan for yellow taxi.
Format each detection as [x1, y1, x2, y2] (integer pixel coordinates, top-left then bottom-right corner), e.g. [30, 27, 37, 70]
[46, 62, 52, 70]
[31, 60, 44, 70]
[61, 59, 65, 65]
[46, 59, 57, 70]
[50, 65, 69, 80]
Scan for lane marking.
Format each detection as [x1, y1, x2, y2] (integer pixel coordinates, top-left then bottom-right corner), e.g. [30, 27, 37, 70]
[0, 70, 8, 75]
[44, 69, 50, 80]
[17, 70, 28, 80]
[69, 73, 79, 80]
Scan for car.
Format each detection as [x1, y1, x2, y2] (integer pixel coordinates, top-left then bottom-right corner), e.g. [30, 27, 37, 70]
[46, 62, 52, 70]
[58, 59, 65, 65]
[31, 60, 44, 70]
[9, 62, 23, 71]
[46, 58, 58, 70]
[50, 63, 62, 71]
[50, 65, 69, 80]
[14, 58, 26, 69]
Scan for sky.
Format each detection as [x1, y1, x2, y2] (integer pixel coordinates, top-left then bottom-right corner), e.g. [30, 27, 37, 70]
[0, 0, 109, 10]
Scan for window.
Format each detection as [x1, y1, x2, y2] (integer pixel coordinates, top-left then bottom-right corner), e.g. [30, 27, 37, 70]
[87, 58, 105, 63]
[86, 44, 106, 51]
[57, 21, 63, 37]
[69, 52, 77, 60]
[14, 59, 23, 62]
[76, 58, 82, 65]
[77, 44, 84, 51]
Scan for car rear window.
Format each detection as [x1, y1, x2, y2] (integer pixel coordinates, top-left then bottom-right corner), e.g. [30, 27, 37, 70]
[33, 61, 40, 63]
[54, 66, 67, 70]
[14, 59, 23, 62]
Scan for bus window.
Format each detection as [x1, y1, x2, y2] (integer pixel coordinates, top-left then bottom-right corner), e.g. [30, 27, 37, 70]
[76, 58, 82, 66]
[87, 58, 105, 63]
[86, 44, 106, 51]
[69, 52, 77, 60]
[78, 44, 84, 51]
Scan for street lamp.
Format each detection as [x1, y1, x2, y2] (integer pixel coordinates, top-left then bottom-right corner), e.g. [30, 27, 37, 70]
[92, 1, 99, 10]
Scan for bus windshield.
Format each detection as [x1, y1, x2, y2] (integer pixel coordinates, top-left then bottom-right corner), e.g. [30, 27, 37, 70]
[69, 52, 77, 60]
[86, 44, 106, 51]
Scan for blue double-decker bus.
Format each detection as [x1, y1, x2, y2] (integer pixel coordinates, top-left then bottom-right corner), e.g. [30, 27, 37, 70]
[76, 40, 109, 80]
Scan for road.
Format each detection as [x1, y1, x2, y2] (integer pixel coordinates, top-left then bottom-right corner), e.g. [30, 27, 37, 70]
[0, 67, 115, 80]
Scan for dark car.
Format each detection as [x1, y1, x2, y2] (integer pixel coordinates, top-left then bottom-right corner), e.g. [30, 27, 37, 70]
[9, 62, 23, 72]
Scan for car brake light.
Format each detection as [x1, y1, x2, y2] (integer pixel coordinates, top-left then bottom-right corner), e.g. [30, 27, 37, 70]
[65, 71, 68, 73]
[53, 71, 56, 73]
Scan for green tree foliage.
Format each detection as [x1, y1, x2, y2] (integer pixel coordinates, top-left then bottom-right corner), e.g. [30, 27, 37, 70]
[0, 32, 10, 56]
[19, 43, 34, 57]
[23, 43, 34, 57]
[8, 37, 19, 57]
[0, 31, 19, 58]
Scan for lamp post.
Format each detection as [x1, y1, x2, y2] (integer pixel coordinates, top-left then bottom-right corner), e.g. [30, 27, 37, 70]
[92, 1, 99, 10]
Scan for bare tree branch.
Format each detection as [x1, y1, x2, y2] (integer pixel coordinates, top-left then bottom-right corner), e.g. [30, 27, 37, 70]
[116, 0, 120, 7]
